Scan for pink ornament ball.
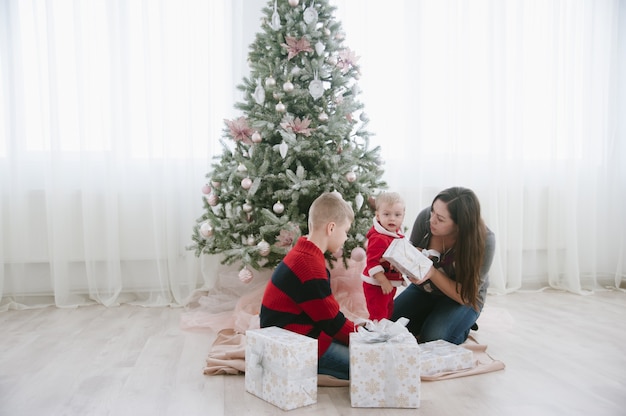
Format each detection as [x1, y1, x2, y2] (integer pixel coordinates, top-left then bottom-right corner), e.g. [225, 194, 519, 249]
[238, 267, 253, 284]
[367, 196, 376, 210]
[201, 184, 211, 195]
[257, 240, 271, 256]
[200, 222, 213, 237]
[241, 177, 253, 190]
[350, 247, 366, 262]
[346, 171, 357, 182]
[251, 131, 262, 143]
[207, 193, 219, 206]
[288, 0, 299, 6]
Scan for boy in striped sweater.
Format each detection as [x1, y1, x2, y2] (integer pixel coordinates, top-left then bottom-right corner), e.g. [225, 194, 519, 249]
[260, 192, 361, 381]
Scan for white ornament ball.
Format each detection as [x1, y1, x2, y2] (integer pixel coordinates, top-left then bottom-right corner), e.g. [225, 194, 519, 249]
[237, 163, 247, 172]
[242, 202, 253, 213]
[257, 240, 271, 257]
[211, 181, 221, 188]
[275, 102, 286, 112]
[251, 131, 262, 143]
[201, 184, 211, 195]
[288, 0, 299, 6]
[273, 201, 285, 214]
[238, 267, 253, 284]
[350, 247, 366, 262]
[282, 81, 294, 92]
[200, 222, 213, 237]
[318, 112, 329, 122]
[360, 112, 369, 122]
[207, 193, 219, 206]
[246, 235, 256, 246]
[265, 76, 276, 88]
[346, 171, 357, 182]
[241, 177, 253, 190]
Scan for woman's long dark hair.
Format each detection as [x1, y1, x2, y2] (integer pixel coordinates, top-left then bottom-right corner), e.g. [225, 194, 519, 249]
[433, 187, 486, 310]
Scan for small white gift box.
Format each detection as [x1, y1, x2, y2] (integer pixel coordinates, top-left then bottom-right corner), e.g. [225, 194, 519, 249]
[349, 319, 420, 408]
[382, 238, 433, 281]
[245, 327, 317, 410]
[420, 339, 475, 377]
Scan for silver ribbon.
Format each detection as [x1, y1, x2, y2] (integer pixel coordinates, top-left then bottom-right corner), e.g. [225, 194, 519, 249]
[354, 317, 413, 343]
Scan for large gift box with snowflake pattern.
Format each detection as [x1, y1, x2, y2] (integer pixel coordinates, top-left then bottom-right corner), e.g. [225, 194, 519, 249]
[419, 339, 474, 377]
[245, 327, 317, 410]
[349, 319, 421, 408]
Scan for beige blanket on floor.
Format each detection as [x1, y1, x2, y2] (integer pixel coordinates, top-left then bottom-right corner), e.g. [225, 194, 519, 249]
[420, 335, 505, 381]
[203, 329, 505, 382]
[203, 329, 246, 375]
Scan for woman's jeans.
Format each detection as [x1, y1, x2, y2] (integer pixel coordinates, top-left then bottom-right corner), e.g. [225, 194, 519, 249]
[392, 284, 480, 344]
[318, 340, 350, 380]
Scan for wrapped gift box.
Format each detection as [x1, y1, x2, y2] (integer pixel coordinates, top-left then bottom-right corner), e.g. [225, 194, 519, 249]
[349, 319, 420, 408]
[245, 327, 317, 410]
[382, 238, 433, 281]
[420, 339, 474, 377]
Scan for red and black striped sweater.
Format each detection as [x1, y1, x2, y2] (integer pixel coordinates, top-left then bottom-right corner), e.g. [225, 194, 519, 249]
[260, 236, 356, 357]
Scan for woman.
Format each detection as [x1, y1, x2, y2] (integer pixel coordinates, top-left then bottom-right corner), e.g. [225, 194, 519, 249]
[391, 187, 495, 344]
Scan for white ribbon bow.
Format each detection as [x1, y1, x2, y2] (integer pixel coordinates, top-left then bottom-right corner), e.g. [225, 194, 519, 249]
[355, 317, 413, 343]
[421, 248, 441, 261]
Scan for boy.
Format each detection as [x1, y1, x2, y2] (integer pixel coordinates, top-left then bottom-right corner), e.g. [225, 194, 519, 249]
[362, 192, 406, 321]
[260, 192, 359, 381]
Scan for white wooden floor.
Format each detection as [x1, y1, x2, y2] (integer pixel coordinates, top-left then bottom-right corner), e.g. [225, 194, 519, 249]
[1, 290, 625, 416]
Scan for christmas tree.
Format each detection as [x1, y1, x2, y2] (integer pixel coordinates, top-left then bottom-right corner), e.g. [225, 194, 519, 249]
[190, 0, 386, 279]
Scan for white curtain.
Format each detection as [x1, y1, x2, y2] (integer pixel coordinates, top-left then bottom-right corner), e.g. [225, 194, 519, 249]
[0, 0, 257, 309]
[1, 0, 624, 310]
[333, 0, 626, 294]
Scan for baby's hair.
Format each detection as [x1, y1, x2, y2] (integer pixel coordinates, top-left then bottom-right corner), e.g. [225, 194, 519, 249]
[308, 192, 354, 231]
[375, 192, 405, 211]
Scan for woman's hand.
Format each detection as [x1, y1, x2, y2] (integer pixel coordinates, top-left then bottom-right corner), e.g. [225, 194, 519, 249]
[427, 267, 466, 305]
[406, 264, 435, 285]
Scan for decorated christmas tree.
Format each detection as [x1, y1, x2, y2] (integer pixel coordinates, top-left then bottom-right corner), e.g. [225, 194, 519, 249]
[190, 0, 386, 280]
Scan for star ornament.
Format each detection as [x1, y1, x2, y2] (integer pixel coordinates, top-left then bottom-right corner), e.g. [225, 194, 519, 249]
[280, 115, 314, 137]
[225, 116, 254, 144]
[281, 36, 313, 60]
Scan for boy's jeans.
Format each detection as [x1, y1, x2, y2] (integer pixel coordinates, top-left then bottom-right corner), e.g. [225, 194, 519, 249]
[318, 340, 350, 380]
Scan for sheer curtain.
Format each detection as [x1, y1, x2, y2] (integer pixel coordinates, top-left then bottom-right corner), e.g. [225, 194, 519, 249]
[333, 0, 625, 294]
[0, 0, 259, 310]
[1, 0, 624, 311]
